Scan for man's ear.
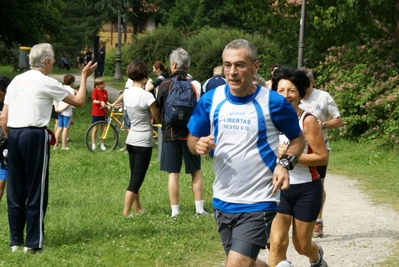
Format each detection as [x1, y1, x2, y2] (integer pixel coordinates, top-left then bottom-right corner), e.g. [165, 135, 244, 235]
[253, 60, 260, 74]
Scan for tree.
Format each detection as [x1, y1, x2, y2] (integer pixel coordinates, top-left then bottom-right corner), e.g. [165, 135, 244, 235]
[0, 0, 64, 47]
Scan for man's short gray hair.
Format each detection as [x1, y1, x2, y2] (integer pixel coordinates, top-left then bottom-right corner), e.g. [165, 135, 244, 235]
[299, 66, 314, 82]
[169, 47, 190, 71]
[29, 43, 54, 71]
[223, 39, 258, 62]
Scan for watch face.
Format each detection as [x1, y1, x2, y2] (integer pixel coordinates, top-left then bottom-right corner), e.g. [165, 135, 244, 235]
[279, 159, 289, 168]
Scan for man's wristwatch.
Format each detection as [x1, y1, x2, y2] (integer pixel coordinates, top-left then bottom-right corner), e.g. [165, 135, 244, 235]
[322, 122, 327, 129]
[278, 154, 298, 170]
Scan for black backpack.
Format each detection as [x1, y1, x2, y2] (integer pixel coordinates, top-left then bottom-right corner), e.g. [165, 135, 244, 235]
[163, 77, 197, 126]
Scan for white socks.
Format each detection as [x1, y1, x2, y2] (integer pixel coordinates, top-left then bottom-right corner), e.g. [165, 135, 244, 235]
[171, 205, 180, 217]
[195, 200, 204, 213]
[171, 200, 205, 216]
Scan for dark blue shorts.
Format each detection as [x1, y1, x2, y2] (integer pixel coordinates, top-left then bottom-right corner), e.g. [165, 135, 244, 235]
[278, 179, 323, 222]
[92, 116, 107, 124]
[160, 140, 200, 174]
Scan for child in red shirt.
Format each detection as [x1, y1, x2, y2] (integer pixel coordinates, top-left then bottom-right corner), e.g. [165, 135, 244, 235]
[91, 77, 108, 151]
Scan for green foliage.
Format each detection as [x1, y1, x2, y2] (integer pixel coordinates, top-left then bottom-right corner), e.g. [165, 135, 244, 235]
[105, 26, 283, 84]
[186, 27, 283, 83]
[105, 25, 184, 77]
[0, 0, 64, 47]
[315, 38, 399, 147]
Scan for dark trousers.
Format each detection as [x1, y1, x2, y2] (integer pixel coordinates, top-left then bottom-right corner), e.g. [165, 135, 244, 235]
[126, 144, 152, 193]
[7, 128, 49, 249]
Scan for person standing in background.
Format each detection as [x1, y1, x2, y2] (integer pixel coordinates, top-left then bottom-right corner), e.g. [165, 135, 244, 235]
[202, 65, 226, 94]
[95, 42, 106, 78]
[0, 43, 96, 253]
[91, 77, 108, 151]
[145, 60, 169, 98]
[53, 74, 77, 151]
[122, 60, 161, 217]
[156, 48, 207, 219]
[85, 48, 93, 66]
[77, 50, 85, 70]
[299, 66, 343, 239]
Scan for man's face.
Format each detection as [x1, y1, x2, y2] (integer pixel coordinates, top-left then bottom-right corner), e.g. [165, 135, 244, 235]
[222, 48, 259, 96]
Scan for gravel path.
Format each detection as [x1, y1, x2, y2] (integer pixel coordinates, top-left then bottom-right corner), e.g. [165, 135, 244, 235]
[50, 73, 399, 267]
[257, 174, 399, 266]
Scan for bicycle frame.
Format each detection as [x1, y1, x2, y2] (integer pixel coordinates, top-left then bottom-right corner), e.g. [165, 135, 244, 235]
[100, 107, 123, 140]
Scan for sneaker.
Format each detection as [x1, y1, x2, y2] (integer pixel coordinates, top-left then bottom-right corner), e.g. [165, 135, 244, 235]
[127, 210, 145, 218]
[23, 247, 42, 254]
[53, 146, 58, 150]
[310, 243, 328, 267]
[118, 147, 126, 152]
[276, 260, 293, 267]
[195, 209, 212, 217]
[100, 145, 106, 151]
[61, 147, 70, 151]
[313, 221, 324, 238]
[91, 144, 96, 150]
[66, 137, 72, 142]
[11, 245, 20, 252]
[171, 213, 180, 220]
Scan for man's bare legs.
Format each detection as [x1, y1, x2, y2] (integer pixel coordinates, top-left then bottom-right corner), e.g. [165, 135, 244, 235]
[168, 172, 180, 217]
[168, 170, 205, 216]
[191, 170, 203, 201]
[225, 250, 269, 267]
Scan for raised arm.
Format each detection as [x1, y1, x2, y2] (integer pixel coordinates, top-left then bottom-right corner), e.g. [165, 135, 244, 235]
[62, 61, 97, 108]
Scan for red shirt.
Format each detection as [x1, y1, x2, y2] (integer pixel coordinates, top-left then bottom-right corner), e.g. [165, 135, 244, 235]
[91, 87, 108, 116]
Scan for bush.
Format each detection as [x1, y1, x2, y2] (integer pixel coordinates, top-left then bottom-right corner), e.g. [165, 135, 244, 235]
[186, 27, 283, 83]
[105, 26, 283, 84]
[315, 38, 399, 147]
[105, 25, 184, 78]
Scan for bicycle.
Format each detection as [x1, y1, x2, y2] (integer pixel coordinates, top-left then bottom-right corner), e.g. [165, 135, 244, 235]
[85, 104, 125, 153]
[84, 104, 160, 153]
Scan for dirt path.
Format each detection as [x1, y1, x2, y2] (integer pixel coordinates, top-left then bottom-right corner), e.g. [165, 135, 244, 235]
[257, 174, 399, 266]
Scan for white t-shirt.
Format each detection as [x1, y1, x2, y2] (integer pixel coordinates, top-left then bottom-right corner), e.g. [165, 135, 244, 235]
[58, 85, 75, 116]
[5, 70, 69, 128]
[299, 88, 341, 150]
[124, 86, 156, 147]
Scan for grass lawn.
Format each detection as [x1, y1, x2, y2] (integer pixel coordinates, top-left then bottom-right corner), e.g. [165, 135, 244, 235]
[0, 65, 398, 266]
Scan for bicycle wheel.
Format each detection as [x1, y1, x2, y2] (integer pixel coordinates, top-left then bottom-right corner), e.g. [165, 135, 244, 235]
[114, 119, 126, 148]
[85, 121, 119, 153]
